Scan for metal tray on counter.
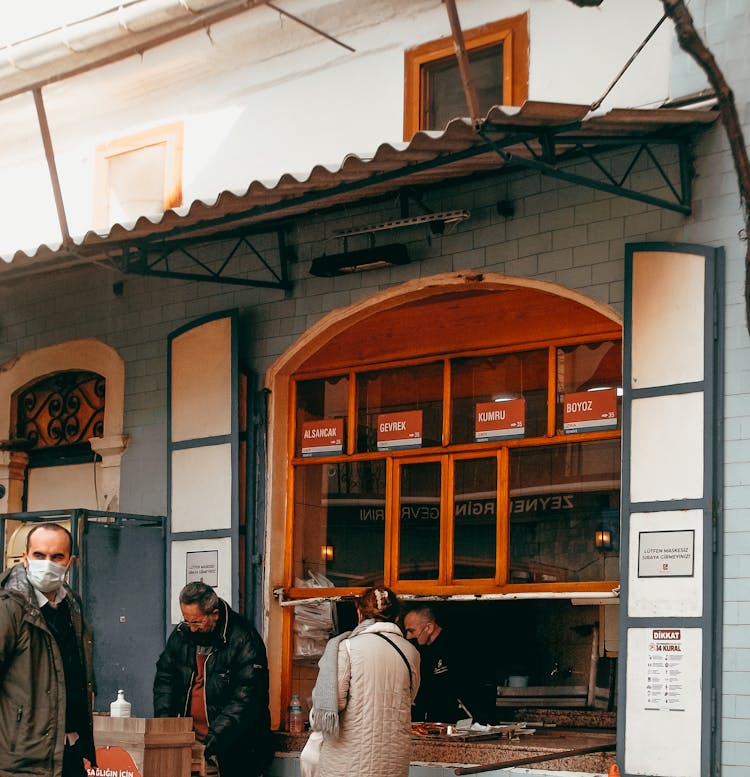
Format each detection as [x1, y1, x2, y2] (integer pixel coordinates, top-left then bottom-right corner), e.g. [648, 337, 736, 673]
[411, 723, 534, 741]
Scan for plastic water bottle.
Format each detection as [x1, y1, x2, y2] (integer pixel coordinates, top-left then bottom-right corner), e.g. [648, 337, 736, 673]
[110, 689, 132, 718]
[288, 693, 304, 734]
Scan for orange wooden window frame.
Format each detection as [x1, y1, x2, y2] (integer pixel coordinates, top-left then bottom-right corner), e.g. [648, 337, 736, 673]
[285, 331, 622, 600]
[390, 451, 507, 588]
[403, 13, 529, 140]
[391, 454, 447, 586]
[93, 120, 184, 228]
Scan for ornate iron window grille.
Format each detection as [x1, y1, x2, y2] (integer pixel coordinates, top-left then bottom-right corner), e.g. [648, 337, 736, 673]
[15, 371, 105, 449]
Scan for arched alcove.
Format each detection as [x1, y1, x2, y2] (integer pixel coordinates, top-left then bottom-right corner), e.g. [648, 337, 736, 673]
[0, 339, 127, 513]
[262, 271, 622, 725]
[0, 339, 125, 440]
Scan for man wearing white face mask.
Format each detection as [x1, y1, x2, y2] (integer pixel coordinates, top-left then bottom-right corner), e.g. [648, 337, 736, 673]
[0, 522, 96, 777]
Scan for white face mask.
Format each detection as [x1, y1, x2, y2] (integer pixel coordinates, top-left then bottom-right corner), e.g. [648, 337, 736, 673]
[25, 558, 69, 593]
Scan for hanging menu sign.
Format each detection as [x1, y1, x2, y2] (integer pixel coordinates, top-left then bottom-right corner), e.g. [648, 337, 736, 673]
[645, 629, 686, 712]
[376, 410, 422, 450]
[301, 418, 344, 457]
[562, 388, 617, 433]
[475, 398, 526, 441]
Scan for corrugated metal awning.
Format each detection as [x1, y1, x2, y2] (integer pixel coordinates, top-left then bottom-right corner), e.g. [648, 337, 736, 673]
[1, 100, 717, 277]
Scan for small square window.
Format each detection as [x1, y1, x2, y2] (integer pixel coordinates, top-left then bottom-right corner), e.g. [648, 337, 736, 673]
[93, 121, 183, 229]
[404, 14, 528, 140]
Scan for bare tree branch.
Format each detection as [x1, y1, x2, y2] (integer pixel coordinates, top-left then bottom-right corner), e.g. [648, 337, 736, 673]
[662, 0, 750, 221]
[662, 0, 750, 333]
[566, 0, 750, 332]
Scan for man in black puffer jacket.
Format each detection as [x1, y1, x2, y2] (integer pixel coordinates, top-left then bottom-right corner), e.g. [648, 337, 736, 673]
[153, 582, 273, 777]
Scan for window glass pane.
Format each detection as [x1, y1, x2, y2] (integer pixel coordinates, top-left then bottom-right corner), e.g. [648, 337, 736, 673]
[108, 144, 167, 222]
[356, 363, 443, 452]
[453, 457, 497, 579]
[509, 440, 620, 584]
[293, 460, 386, 588]
[399, 461, 441, 580]
[295, 375, 349, 457]
[556, 341, 622, 434]
[451, 350, 547, 443]
[425, 45, 503, 130]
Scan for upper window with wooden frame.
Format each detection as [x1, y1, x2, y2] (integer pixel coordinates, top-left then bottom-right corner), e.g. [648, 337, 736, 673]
[289, 336, 621, 597]
[93, 121, 183, 229]
[403, 14, 529, 140]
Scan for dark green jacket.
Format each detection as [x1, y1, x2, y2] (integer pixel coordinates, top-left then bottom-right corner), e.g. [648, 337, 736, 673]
[0, 564, 96, 777]
[153, 599, 273, 777]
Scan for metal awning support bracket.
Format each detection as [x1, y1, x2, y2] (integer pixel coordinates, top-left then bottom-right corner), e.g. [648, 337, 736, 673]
[478, 122, 694, 215]
[119, 226, 293, 291]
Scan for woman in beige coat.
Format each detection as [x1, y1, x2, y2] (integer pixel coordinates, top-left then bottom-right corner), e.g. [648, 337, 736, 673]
[310, 587, 420, 777]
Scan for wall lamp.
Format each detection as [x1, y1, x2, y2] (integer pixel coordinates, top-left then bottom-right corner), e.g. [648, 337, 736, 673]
[321, 545, 334, 562]
[594, 527, 613, 551]
[310, 243, 410, 277]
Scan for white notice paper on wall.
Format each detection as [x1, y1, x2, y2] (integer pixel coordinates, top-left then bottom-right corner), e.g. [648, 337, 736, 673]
[186, 550, 219, 587]
[638, 530, 695, 578]
[625, 627, 702, 777]
[628, 510, 703, 619]
[170, 538, 232, 624]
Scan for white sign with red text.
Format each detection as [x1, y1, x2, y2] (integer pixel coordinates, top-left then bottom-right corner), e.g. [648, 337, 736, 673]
[625, 627, 701, 777]
[646, 629, 686, 712]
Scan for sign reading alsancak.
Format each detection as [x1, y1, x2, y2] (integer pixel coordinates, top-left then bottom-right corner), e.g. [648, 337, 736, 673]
[301, 418, 344, 457]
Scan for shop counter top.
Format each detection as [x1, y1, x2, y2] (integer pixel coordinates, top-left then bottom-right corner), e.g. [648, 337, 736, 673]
[273, 727, 616, 774]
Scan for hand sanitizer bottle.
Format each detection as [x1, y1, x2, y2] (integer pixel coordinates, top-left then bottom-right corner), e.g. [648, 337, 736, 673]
[110, 689, 132, 717]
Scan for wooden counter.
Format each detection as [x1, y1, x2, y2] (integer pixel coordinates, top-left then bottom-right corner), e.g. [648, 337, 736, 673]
[273, 727, 616, 774]
[93, 717, 195, 777]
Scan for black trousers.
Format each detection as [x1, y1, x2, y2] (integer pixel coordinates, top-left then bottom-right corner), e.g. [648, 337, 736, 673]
[62, 738, 86, 777]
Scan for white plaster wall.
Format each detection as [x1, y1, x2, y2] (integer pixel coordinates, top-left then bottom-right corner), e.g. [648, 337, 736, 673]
[1, 0, 672, 257]
[529, 0, 671, 108]
[26, 464, 99, 511]
[0, 92, 62, 255]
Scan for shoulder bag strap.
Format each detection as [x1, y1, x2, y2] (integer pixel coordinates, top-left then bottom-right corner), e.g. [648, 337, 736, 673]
[373, 631, 413, 693]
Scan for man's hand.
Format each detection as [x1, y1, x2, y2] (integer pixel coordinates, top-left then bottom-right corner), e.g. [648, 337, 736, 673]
[203, 734, 218, 763]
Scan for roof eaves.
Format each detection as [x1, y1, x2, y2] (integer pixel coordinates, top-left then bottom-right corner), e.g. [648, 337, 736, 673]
[0, 100, 719, 275]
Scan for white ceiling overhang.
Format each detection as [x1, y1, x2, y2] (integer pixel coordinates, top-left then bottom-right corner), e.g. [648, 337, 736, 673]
[0, 1, 264, 101]
[0, 100, 717, 281]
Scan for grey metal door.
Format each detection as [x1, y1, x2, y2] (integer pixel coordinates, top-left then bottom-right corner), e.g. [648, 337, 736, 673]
[82, 515, 165, 717]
